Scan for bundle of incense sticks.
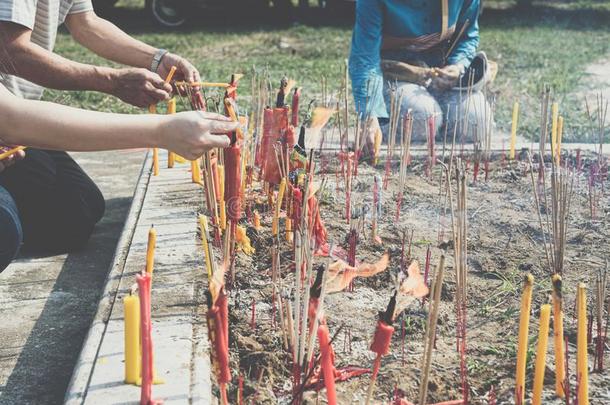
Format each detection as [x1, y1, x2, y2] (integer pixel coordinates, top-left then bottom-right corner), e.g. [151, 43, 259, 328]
[445, 159, 469, 403]
[594, 267, 608, 371]
[584, 93, 608, 167]
[396, 111, 413, 221]
[537, 86, 551, 183]
[418, 256, 446, 405]
[384, 85, 404, 189]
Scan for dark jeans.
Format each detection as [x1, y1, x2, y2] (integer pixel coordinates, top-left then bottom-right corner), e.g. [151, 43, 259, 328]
[0, 185, 21, 271]
[0, 149, 105, 271]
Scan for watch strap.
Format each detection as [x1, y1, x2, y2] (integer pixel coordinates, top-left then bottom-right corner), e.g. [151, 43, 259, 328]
[150, 49, 168, 73]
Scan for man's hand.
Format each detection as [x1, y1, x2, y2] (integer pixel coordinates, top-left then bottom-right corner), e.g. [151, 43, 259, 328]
[431, 65, 462, 91]
[110, 68, 172, 108]
[159, 111, 239, 160]
[0, 149, 25, 173]
[158, 53, 201, 89]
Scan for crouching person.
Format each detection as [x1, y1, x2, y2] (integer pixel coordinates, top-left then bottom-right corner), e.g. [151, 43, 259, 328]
[348, 0, 495, 149]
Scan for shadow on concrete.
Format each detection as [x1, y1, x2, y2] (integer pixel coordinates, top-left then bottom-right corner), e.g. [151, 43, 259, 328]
[0, 197, 132, 405]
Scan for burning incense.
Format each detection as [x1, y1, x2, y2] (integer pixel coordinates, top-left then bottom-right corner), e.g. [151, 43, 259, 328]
[515, 274, 534, 404]
[532, 304, 551, 405]
[577, 283, 589, 405]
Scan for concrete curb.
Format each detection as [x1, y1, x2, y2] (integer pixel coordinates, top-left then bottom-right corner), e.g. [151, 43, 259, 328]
[64, 152, 152, 405]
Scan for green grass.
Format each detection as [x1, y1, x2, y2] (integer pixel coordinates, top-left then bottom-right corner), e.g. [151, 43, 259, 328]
[46, 1, 610, 141]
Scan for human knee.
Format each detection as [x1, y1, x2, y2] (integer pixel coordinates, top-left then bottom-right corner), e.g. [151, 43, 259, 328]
[385, 84, 442, 142]
[405, 96, 443, 142]
[0, 204, 22, 272]
[457, 92, 493, 143]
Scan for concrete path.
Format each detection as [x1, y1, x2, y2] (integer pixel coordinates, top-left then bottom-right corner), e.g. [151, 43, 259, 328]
[65, 152, 212, 405]
[0, 150, 145, 405]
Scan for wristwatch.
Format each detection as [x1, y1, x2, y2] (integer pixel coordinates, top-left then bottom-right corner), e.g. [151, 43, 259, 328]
[150, 49, 169, 73]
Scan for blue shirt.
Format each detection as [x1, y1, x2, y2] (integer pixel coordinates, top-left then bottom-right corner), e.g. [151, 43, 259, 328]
[348, 0, 480, 118]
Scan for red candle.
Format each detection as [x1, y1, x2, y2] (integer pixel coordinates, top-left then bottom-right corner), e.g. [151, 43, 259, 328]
[318, 324, 337, 405]
[136, 272, 154, 405]
[291, 88, 300, 128]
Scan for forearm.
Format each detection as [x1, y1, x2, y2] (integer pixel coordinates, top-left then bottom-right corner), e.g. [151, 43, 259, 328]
[1, 94, 164, 151]
[5, 40, 118, 93]
[66, 12, 157, 69]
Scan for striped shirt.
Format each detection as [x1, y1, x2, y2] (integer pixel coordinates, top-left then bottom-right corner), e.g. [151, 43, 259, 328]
[0, 0, 93, 100]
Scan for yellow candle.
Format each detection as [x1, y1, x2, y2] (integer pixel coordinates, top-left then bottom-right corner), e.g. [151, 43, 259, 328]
[219, 199, 227, 231]
[273, 178, 287, 236]
[152, 148, 159, 176]
[145, 226, 156, 275]
[532, 304, 551, 405]
[509, 101, 519, 160]
[577, 283, 589, 405]
[167, 98, 176, 168]
[218, 164, 225, 198]
[556, 116, 564, 166]
[191, 158, 202, 184]
[286, 218, 293, 243]
[550, 102, 558, 161]
[515, 273, 534, 403]
[149, 105, 160, 176]
[124, 294, 140, 384]
[552, 274, 565, 398]
[198, 214, 213, 281]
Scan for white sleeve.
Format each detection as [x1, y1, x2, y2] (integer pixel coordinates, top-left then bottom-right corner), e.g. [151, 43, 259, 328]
[69, 0, 93, 14]
[0, 0, 37, 30]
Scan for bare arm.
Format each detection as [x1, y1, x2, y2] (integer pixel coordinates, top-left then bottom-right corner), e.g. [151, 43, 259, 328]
[65, 11, 157, 69]
[0, 85, 235, 159]
[65, 11, 201, 85]
[0, 21, 171, 107]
